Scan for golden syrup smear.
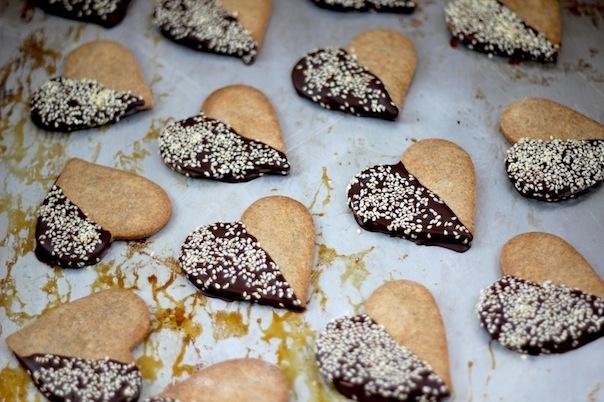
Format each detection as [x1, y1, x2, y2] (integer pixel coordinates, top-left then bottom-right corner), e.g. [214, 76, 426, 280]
[308, 167, 333, 217]
[212, 310, 250, 341]
[261, 311, 346, 402]
[113, 118, 166, 173]
[0, 365, 39, 402]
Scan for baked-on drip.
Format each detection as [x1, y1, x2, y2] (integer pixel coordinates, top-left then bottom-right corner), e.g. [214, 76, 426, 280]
[347, 162, 473, 252]
[505, 138, 604, 202]
[30, 0, 133, 27]
[292, 48, 398, 120]
[30, 77, 144, 132]
[159, 114, 290, 182]
[17, 353, 142, 402]
[35, 185, 112, 268]
[311, 0, 415, 13]
[316, 314, 449, 402]
[477, 275, 604, 355]
[445, 0, 559, 63]
[153, 0, 258, 64]
[180, 221, 303, 311]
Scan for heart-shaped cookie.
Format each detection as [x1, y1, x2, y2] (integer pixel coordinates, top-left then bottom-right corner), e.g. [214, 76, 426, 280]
[347, 138, 476, 252]
[445, 0, 560, 63]
[159, 85, 290, 182]
[179, 195, 315, 311]
[316, 280, 451, 401]
[292, 29, 416, 120]
[30, 40, 152, 132]
[476, 232, 604, 355]
[311, 0, 416, 13]
[501, 98, 604, 202]
[153, 0, 271, 64]
[146, 358, 289, 402]
[30, 0, 133, 27]
[35, 158, 172, 268]
[6, 289, 150, 402]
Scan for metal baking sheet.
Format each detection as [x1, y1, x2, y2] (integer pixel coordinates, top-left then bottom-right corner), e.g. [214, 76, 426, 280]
[1, 1, 603, 401]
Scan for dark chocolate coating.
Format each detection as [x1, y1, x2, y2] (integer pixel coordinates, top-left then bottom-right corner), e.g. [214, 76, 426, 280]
[291, 48, 399, 121]
[29, 0, 132, 28]
[35, 185, 112, 268]
[180, 222, 303, 311]
[311, 0, 415, 13]
[348, 162, 472, 252]
[17, 353, 141, 402]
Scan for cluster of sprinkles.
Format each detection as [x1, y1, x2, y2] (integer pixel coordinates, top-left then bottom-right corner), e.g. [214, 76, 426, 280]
[506, 138, 604, 202]
[20, 353, 141, 402]
[35, 185, 111, 268]
[347, 162, 472, 252]
[30, 77, 143, 132]
[314, 0, 416, 12]
[159, 114, 290, 182]
[477, 276, 604, 355]
[153, 0, 258, 64]
[316, 314, 449, 401]
[292, 48, 398, 120]
[44, 0, 121, 20]
[180, 221, 302, 310]
[444, 0, 559, 62]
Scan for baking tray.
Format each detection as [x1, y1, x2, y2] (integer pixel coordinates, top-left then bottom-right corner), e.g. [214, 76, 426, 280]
[0, 0, 603, 401]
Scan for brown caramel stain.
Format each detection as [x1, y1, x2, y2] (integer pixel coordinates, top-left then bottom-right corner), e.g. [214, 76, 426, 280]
[308, 167, 333, 216]
[65, 24, 86, 42]
[171, 340, 198, 378]
[39, 269, 72, 316]
[339, 247, 374, 289]
[466, 360, 474, 402]
[0, 365, 32, 402]
[90, 260, 140, 292]
[563, 1, 604, 27]
[113, 118, 166, 173]
[487, 340, 496, 370]
[588, 383, 601, 402]
[136, 354, 164, 381]
[317, 244, 337, 266]
[211, 310, 249, 340]
[261, 312, 343, 402]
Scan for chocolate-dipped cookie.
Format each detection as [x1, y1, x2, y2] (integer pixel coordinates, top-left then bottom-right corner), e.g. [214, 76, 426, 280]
[477, 232, 604, 355]
[30, 40, 152, 132]
[146, 358, 289, 401]
[35, 158, 171, 268]
[445, 0, 560, 63]
[6, 289, 150, 402]
[292, 29, 416, 120]
[153, 0, 271, 64]
[347, 139, 476, 252]
[29, 0, 132, 27]
[159, 85, 290, 182]
[311, 0, 415, 13]
[500, 98, 604, 202]
[179, 196, 314, 311]
[316, 280, 451, 401]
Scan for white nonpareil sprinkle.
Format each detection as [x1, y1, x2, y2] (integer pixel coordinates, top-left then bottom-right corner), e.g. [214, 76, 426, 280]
[153, 0, 257, 64]
[296, 48, 395, 116]
[477, 275, 604, 354]
[180, 221, 300, 308]
[506, 138, 604, 201]
[347, 164, 471, 240]
[445, 0, 558, 61]
[316, 314, 449, 401]
[37, 185, 106, 266]
[28, 354, 141, 401]
[318, 0, 415, 9]
[31, 77, 142, 130]
[47, 0, 120, 18]
[159, 114, 289, 181]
